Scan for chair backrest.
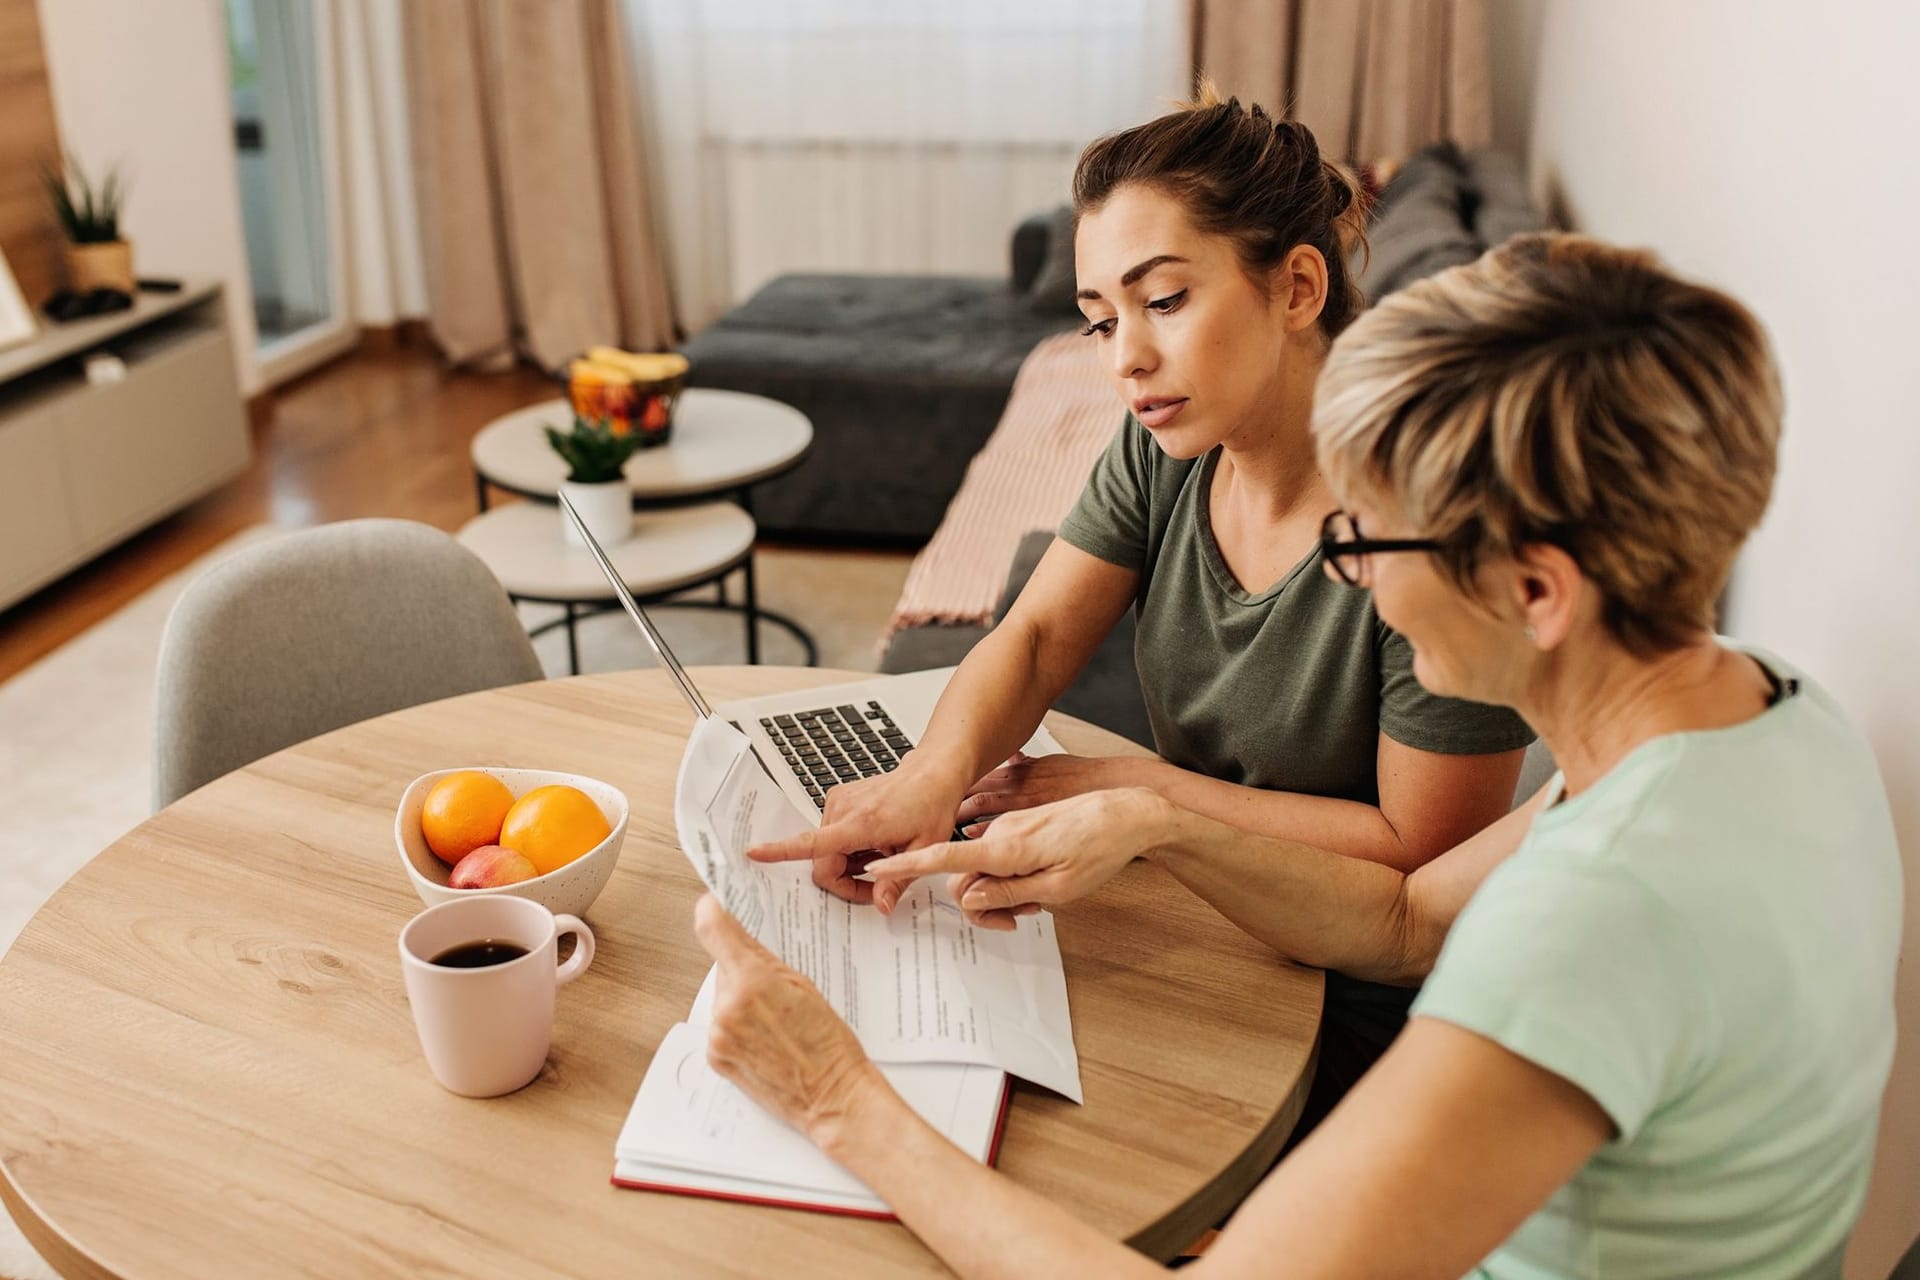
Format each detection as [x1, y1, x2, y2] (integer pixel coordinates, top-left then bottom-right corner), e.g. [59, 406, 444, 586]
[152, 518, 544, 809]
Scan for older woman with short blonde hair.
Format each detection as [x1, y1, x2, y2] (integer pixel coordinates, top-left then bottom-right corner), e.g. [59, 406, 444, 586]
[690, 234, 1902, 1277]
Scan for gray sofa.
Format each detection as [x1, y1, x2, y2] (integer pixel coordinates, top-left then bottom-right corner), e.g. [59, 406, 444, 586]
[878, 144, 1551, 746]
[679, 216, 1081, 543]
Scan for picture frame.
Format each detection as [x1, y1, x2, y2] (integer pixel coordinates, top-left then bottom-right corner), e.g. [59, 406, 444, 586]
[0, 250, 37, 351]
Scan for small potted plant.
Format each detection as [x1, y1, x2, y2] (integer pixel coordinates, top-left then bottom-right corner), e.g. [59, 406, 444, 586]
[42, 154, 133, 294]
[545, 413, 640, 548]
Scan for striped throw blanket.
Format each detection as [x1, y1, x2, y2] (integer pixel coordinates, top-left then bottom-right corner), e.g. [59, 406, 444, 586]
[886, 332, 1120, 637]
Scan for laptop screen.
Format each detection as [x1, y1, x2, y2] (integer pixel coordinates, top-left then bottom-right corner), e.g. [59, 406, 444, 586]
[557, 491, 714, 720]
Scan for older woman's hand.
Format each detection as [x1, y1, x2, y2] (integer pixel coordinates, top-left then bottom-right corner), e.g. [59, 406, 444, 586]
[693, 894, 885, 1136]
[849, 756, 1159, 917]
[865, 787, 1172, 929]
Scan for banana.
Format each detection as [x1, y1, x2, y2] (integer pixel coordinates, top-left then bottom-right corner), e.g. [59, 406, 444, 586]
[585, 347, 689, 383]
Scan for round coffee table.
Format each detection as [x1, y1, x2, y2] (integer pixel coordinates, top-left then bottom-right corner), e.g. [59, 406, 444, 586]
[471, 388, 813, 508]
[458, 501, 807, 675]
[470, 389, 817, 666]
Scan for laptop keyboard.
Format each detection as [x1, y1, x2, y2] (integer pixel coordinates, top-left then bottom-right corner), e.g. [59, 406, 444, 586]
[759, 702, 913, 811]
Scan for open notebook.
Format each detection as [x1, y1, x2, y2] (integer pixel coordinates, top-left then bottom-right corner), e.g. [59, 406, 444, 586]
[612, 978, 1010, 1218]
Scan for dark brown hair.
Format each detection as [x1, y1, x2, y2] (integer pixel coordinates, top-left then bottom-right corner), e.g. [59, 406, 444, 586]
[1071, 81, 1369, 337]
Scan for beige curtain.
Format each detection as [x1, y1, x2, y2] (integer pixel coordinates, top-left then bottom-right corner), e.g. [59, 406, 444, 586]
[402, 0, 675, 370]
[1192, 0, 1491, 162]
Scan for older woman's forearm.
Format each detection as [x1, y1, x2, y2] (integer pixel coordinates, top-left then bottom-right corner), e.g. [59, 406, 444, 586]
[1145, 793, 1545, 984]
[1147, 802, 1431, 984]
[816, 1083, 1164, 1280]
[1122, 746, 1525, 876]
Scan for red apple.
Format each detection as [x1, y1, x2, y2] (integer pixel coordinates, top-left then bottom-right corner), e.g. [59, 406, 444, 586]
[448, 845, 538, 890]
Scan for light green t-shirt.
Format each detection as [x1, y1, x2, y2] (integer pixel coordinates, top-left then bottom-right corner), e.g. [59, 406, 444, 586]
[1414, 650, 1901, 1279]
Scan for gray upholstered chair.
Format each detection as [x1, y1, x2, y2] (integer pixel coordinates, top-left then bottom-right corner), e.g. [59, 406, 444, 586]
[152, 518, 544, 810]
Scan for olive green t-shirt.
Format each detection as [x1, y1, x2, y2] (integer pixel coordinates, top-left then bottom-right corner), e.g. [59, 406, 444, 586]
[1057, 415, 1535, 1046]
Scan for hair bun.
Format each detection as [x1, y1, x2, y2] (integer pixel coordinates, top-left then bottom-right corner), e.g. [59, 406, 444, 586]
[1324, 162, 1354, 216]
[1071, 86, 1371, 336]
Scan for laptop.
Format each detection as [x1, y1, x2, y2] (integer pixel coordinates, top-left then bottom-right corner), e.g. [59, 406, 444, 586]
[557, 494, 1061, 821]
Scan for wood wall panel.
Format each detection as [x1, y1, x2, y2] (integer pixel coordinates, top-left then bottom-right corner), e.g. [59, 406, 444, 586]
[0, 0, 64, 305]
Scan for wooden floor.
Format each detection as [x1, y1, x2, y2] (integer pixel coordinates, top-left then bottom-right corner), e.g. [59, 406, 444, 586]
[0, 342, 558, 684]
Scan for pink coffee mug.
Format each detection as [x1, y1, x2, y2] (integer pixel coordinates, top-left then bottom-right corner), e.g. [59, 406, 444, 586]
[398, 895, 594, 1097]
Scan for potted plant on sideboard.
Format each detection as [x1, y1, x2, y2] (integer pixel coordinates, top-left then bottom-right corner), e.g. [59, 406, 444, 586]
[545, 413, 641, 549]
[42, 154, 133, 294]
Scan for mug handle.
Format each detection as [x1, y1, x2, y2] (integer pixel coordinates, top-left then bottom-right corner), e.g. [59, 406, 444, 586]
[552, 914, 595, 986]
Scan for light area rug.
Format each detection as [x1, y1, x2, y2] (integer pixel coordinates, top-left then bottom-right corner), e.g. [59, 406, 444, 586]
[0, 525, 909, 1280]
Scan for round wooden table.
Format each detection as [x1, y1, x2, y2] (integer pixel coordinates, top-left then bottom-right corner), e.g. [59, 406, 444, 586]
[0, 668, 1321, 1279]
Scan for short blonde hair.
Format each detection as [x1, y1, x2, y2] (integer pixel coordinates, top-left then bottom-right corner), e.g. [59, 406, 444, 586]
[1313, 233, 1783, 655]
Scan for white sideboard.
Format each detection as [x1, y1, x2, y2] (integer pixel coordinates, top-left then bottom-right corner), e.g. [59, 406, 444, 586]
[0, 282, 250, 611]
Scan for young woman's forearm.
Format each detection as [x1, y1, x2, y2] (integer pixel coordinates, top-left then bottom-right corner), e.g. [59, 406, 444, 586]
[910, 623, 1066, 791]
[817, 1082, 1163, 1280]
[914, 617, 1103, 793]
[913, 543, 1139, 795]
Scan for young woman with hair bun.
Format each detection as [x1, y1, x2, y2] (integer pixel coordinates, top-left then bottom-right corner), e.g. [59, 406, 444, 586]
[756, 87, 1534, 1118]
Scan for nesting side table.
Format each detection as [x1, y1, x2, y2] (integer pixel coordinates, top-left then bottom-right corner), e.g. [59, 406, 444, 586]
[466, 388, 817, 669]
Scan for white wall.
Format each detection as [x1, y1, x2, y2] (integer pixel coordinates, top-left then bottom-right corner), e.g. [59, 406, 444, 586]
[36, 0, 261, 395]
[1512, 2, 1920, 1272]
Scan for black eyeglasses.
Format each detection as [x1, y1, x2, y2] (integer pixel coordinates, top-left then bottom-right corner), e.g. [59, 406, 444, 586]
[1318, 510, 1445, 586]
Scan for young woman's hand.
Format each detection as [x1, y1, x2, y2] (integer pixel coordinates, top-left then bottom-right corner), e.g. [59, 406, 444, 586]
[865, 787, 1173, 929]
[693, 894, 885, 1137]
[954, 752, 1157, 831]
[749, 754, 970, 905]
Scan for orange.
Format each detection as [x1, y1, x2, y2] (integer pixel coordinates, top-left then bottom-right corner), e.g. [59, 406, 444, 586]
[498, 784, 612, 876]
[420, 771, 515, 866]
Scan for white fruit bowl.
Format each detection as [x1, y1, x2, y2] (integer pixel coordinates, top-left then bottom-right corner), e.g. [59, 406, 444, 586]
[395, 767, 629, 919]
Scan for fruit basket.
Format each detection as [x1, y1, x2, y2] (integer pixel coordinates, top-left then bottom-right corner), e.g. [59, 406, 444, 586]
[565, 347, 689, 448]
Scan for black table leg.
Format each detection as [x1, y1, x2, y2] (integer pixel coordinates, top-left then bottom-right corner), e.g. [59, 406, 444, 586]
[736, 485, 760, 664]
[505, 482, 819, 672]
[743, 554, 761, 664]
[475, 470, 490, 513]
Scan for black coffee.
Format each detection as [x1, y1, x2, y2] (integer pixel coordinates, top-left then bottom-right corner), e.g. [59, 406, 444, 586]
[429, 940, 529, 969]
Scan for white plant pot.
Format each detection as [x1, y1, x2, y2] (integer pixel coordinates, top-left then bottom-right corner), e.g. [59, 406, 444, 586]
[559, 480, 633, 549]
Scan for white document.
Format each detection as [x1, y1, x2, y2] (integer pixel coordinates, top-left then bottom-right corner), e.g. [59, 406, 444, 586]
[674, 714, 1083, 1102]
